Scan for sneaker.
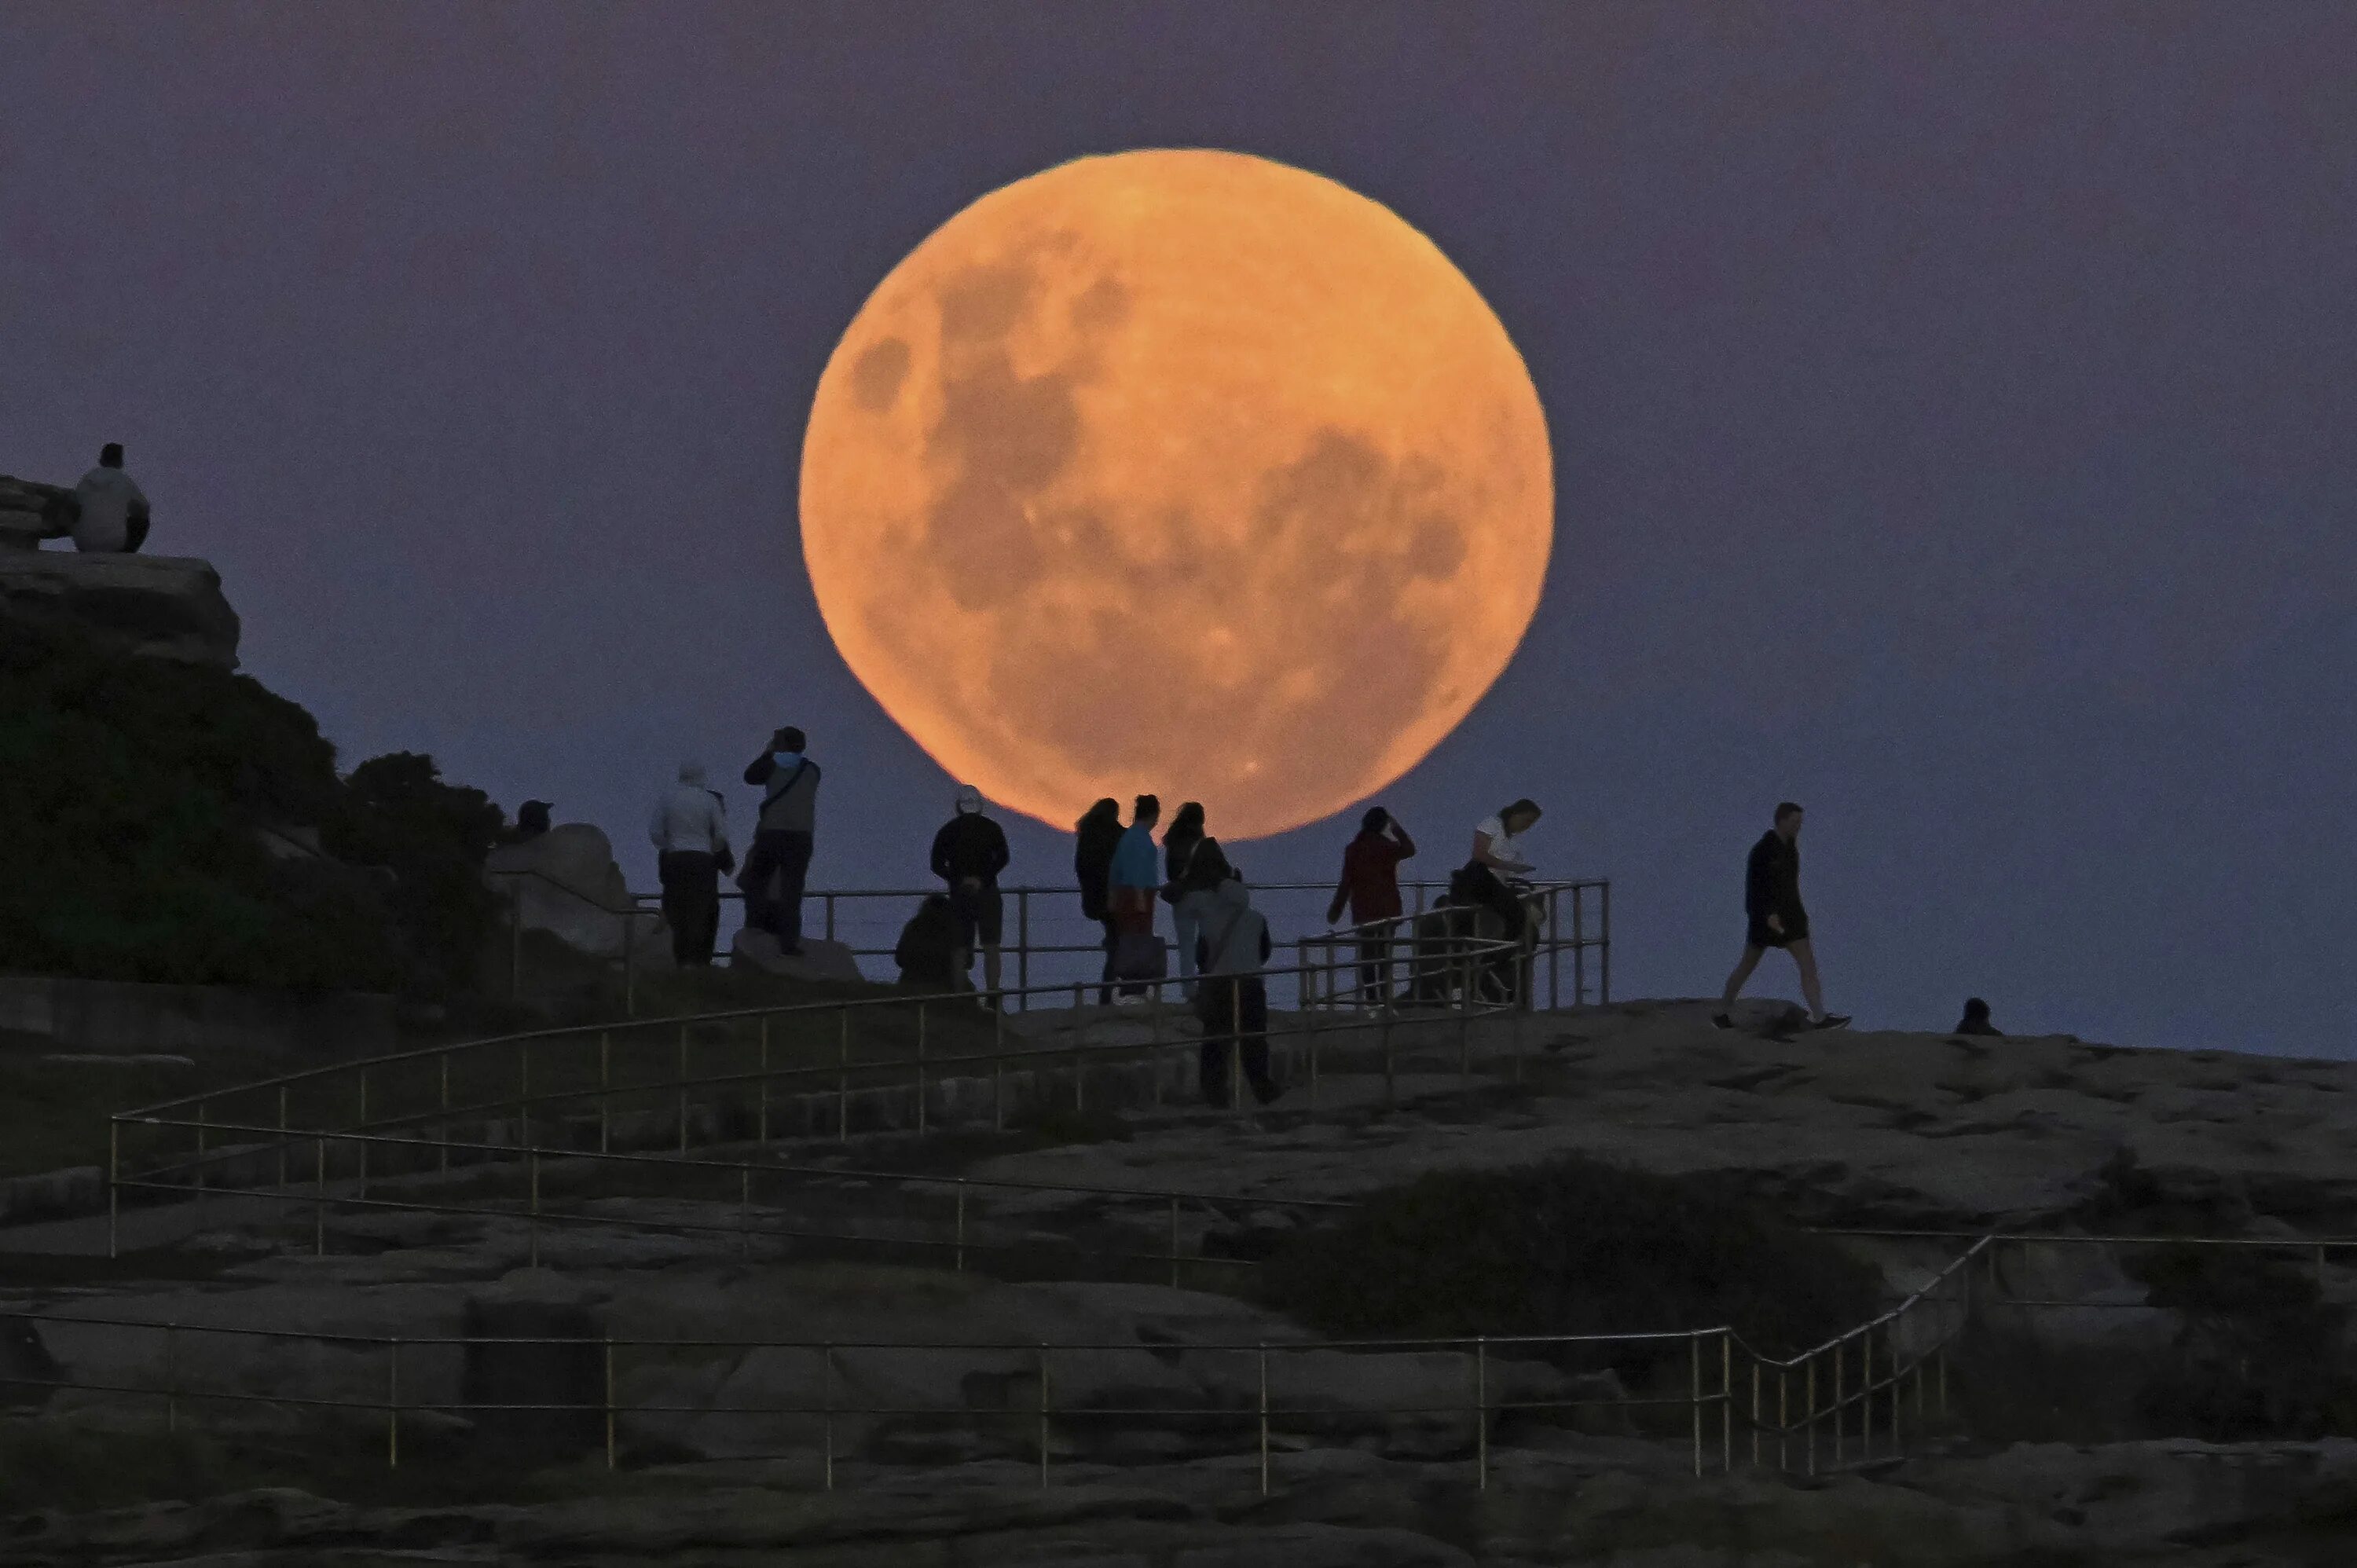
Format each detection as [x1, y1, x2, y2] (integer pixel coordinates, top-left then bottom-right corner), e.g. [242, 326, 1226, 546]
[1710, 1013, 1734, 1030]
[1810, 1013, 1852, 1031]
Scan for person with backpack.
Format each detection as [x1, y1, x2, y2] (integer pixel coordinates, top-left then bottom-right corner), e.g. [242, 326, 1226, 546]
[1160, 801, 1230, 1000]
[1196, 874, 1281, 1106]
[739, 726, 820, 954]
[1325, 807, 1417, 1003]
[1074, 797, 1125, 1006]
[930, 785, 1011, 1003]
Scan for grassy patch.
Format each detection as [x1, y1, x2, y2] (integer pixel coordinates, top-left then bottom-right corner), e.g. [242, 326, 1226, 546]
[1262, 1155, 1882, 1368]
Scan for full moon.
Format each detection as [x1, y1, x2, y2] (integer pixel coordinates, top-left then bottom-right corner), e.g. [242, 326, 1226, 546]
[801, 148, 1552, 841]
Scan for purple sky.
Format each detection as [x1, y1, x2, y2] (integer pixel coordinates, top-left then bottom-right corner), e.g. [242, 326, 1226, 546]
[5, 3, 2352, 1054]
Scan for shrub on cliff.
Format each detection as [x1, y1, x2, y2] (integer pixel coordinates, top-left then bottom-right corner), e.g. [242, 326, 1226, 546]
[1262, 1155, 1882, 1366]
[0, 618, 501, 995]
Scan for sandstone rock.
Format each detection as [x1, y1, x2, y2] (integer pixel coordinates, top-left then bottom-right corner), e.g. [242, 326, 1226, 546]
[0, 551, 240, 666]
[0, 473, 71, 551]
[485, 823, 668, 964]
[731, 927, 865, 984]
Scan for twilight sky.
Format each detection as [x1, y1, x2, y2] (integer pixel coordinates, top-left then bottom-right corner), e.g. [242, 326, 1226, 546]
[5, 2, 2352, 1054]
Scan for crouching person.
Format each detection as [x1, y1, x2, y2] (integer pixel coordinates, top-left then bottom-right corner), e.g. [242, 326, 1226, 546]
[1194, 876, 1281, 1108]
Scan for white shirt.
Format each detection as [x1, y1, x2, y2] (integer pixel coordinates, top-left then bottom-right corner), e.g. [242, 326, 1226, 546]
[71, 466, 148, 552]
[1474, 815, 1533, 874]
[650, 782, 729, 855]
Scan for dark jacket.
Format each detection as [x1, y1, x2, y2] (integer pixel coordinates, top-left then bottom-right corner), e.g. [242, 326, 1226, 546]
[1744, 830, 1803, 922]
[1075, 811, 1124, 921]
[744, 753, 821, 834]
[1329, 825, 1417, 925]
[931, 814, 1010, 885]
[894, 896, 962, 990]
[1166, 832, 1230, 898]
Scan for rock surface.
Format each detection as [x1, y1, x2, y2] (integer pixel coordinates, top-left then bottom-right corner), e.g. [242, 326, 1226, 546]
[485, 822, 669, 963]
[0, 550, 241, 666]
[0, 473, 72, 551]
[733, 927, 866, 983]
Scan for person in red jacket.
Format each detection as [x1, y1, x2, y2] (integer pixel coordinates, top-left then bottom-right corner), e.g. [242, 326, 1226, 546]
[1325, 808, 1417, 1004]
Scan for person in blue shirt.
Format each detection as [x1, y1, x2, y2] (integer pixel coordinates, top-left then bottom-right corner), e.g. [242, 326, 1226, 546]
[1105, 793, 1162, 1000]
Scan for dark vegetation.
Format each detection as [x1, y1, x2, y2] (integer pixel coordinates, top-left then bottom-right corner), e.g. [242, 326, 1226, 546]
[1262, 1155, 1882, 1368]
[0, 619, 504, 996]
[2127, 1244, 2357, 1440]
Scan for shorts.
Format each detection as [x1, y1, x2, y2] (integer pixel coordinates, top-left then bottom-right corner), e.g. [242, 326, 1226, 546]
[949, 881, 1003, 947]
[1747, 911, 1809, 950]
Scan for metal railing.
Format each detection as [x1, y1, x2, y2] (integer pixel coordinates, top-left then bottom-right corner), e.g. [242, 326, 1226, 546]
[108, 934, 1545, 1260]
[24, 1229, 2354, 1485]
[490, 874, 1610, 1017]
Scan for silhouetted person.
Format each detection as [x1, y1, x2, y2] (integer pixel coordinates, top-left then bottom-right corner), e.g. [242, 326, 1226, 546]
[1327, 807, 1417, 1004]
[1454, 799, 1541, 1002]
[1161, 801, 1230, 1001]
[1196, 874, 1281, 1106]
[71, 443, 150, 553]
[739, 726, 820, 954]
[511, 800, 554, 842]
[1105, 793, 1164, 999]
[894, 892, 964, 992]
[1714, 802, 1849, 1031]
[932, 785, 1010, 1003]
[1954, 997, 2002, 1036]
[649, 761, 731, 965]
[1074, 797, 1124, 1006]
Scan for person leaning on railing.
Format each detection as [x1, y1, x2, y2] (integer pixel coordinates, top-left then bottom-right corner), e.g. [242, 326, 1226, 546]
[1453, 799, 1541, 1002]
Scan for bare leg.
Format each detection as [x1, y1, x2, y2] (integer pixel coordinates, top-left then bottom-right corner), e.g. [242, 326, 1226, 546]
[1787, 939, 1827, 1020]
[1721, 946, 1765, 1006]
[981, 942, 1003, 997]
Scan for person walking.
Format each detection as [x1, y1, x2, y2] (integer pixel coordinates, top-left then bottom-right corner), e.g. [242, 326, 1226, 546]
[1453, 799, 1541, 1002]
[1714, 803, 1849, 1031]
[1074, 797, 1125, 1006]
[739, 726, 820, 954]
[931, 785, 1011, 1003]
[1196, 874, 1281, 1106]
[70, 443, 152, 553]
[1326, 808, 1417, 1004]
[648, 761, 731, 966]
[1106, 793, 1164, 1001]
[1160, 801, 1230, 1000]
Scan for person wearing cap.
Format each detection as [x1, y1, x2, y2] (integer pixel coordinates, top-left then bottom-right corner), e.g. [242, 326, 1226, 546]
[930, 784, 1011, 1002]
[649, 761, 732, 966]
[71, 443, 152, 553]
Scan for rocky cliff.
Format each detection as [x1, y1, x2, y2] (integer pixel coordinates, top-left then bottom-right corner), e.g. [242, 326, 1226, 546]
[0, 471, 240, 668]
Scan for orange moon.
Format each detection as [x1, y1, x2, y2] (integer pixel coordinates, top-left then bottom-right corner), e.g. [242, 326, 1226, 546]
[801, 148, 1552, 841]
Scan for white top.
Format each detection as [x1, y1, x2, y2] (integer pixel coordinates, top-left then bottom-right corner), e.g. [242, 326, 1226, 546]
[650, 782, 730, 855]
[1474, 815, 1533, 874]
[71, 466, 148, 552]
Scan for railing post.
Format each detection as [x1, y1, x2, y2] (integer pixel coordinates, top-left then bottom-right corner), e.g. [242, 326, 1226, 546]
[623, 907, 636, 1018]
[107, 1119, 119, 1261]
[1258, 1342, 1270, 1496]
[277, 1086, 288, 1191]
[1805, 1356, 1816, 1475]
[1721, 1329, 1732, 1473]
[739, 1167, 751, 1258]
[1690, 1333, 1703, 1478]
[528, 1149, 541, 1269]
[314, 1135, 327, 1256]
[954, 1178, 966, 1273]
[823, 1346, 836, 1489]
[1017, 890, 1030, 1008]
[194, 1099, 208, 1216]
[597, 1031, 610, 1156]
[1548, 885, 1560, 1009]
[439, 1052, 451, 1176]
[1457, 955, 1472, 1084]
[387, 1337, 401, 1469]
[1751, 1357, 1762, 1469]
[164, 1321, 177, 1434]
[1573, 884, 1586, 1006]
[1380, 994, 1395, 1108]
[1169, 1196, 1182, 1288]
[605, 1339, 617, 1471]
[1475, 1335, 1488, 1490]
[757, 1018, 771, 1145]
[916, 1002, 928, 1135]
[510, 887, 522, 1002]
[511, 1050, 523, 1160]
[1038, 1343, 1051, 1487]
[676, 1025, 690, 1156]
[1228, 982, 1242, 1115]
[1599, 880, 1611, 1003]
[1861, 1332, 1873, 1459]
[838, 1009, 850, 1141]
[1834, 1339, 1846, 1467]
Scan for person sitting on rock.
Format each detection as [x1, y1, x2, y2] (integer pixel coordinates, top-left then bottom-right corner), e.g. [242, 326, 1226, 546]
[509, 800, 554, 843]
[894, 892, 966, 993]
[1954, 997, 2003, 1036]
[71, 443, 151, 553]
